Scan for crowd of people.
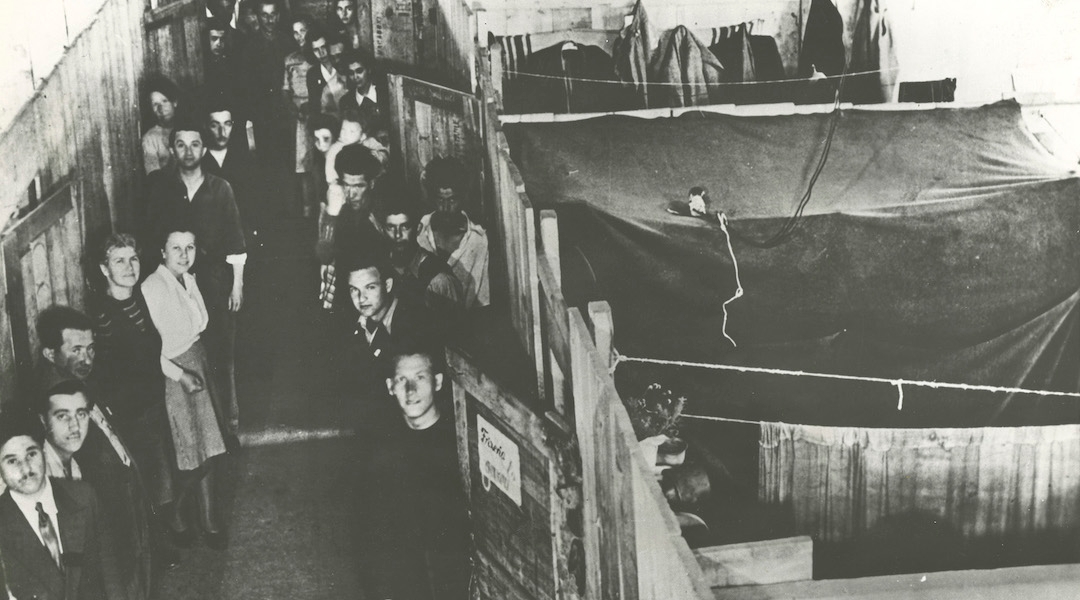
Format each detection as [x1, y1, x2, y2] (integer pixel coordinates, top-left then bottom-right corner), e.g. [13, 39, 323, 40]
[0, 1, 489, 599]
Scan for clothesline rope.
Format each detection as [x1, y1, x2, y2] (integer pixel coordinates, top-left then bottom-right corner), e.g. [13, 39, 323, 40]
[502, 66, 900, 86]
[612, 352, 1080, 400]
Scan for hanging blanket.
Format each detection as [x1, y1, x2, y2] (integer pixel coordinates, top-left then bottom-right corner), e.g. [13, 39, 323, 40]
[760, 421, 1080, 543]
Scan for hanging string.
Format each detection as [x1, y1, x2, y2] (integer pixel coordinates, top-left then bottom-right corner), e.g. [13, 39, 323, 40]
[612, 351, 1080, 400]
[716, 212, 744, 347]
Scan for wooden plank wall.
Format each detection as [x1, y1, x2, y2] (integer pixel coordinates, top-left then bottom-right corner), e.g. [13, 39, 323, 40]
[428, 0, 478, 92]
[450, 347, 580, 600]
[475, 47, 542, 396]
[568, 307, 714, 600]
[0, 0, 145, 407]
[144, 0, 204, 93]
[2, 186, 85, 402]
[387, 74, 485, 220]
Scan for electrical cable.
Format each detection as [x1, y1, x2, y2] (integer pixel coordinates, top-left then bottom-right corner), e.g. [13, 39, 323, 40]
[730, 60, 851, 248]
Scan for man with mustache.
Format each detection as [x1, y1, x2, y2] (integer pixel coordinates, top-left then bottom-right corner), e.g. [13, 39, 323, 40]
[0, 416, 123, 600]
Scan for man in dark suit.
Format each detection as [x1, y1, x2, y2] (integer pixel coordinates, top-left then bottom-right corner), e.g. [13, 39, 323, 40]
[38, 380, 153, 600]
[0, 417, 123, 600]
[202, 102, 260, 250]
[306, 31, 346, 116]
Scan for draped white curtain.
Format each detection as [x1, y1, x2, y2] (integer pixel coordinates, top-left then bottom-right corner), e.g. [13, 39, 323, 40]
[760, 422, 1080, 541]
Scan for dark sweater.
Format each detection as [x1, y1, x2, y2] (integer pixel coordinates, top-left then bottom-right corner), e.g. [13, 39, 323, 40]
[86, 291, 165, 427]
[358, 415, 471, 600]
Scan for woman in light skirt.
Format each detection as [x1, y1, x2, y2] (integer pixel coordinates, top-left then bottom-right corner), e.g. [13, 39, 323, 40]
[142, 226, 228, 549]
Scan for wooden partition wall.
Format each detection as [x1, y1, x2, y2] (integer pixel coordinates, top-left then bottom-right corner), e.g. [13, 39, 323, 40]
[0, 0, 146, 408]
[143, 0, 204, 92]
[472, 40, 716, 598]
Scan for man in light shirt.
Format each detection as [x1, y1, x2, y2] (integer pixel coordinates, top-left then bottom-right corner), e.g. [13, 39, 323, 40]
[0, 417, 123, 600]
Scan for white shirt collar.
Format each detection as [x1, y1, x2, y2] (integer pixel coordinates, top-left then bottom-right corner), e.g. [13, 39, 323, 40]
[209, 147, 228, 165]
[10, 476, 59, 523]
[321, 64, 337, 81]
[361, 296, 399, 336]
[358, 85, 378, 105]
[44, 442, 81, 481]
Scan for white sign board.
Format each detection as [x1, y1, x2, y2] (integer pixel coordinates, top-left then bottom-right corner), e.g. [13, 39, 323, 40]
[477, 414, 522, 507]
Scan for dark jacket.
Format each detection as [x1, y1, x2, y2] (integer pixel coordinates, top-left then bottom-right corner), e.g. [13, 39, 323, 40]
[142, 168, 246, 305]
[506, 42, 635, 114]
[0, 479, 123, 600]
[76, 425, 152, 600]
[306, 64, 329, 118]
[201, 142, 260, 243]
[335, 297, 439, 434]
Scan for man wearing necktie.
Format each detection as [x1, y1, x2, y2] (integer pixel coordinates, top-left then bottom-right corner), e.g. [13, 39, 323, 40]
[35, 307, 171, 596]
[0, 417, 124, 600]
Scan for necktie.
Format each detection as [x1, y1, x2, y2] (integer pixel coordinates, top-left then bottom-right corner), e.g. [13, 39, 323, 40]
[36, 502, 63, 571]
[90, 406, 132, 466]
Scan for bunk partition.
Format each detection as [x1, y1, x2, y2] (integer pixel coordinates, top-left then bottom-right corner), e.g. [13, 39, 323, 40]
[387, 75, 485, 218]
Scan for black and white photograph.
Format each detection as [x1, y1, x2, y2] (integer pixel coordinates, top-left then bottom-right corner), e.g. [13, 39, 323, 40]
[0, 0, 1077, 598]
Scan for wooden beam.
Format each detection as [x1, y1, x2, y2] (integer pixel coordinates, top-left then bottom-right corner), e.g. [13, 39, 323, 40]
[715, 563, 1080, 600]
[694, 537, 813, 588]
[587, 301, 613, 370]
[540, 209, 561, 283]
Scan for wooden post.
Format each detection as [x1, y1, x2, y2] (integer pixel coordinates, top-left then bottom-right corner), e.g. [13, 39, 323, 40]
[587, 301, 613, 370]
[570, 309, 602, 600]
[540, 209, 561, 284]
[451, 354, 471, 504]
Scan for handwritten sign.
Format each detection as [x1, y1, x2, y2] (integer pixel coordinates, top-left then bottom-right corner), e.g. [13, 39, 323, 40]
[477, 414, 522, 507]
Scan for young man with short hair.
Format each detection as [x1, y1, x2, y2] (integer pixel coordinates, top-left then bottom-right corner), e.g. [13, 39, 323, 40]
[238, 0, 292, 165]
[202, 102, 259, 246]
[329, 0, 364, 50]
[0, 417, 124, 600]
[370, 180, 463, 315]
[38, 379, 164, 598]
[336, 253, 438, 433]
[39, 380, 93, 481]
[355, 346, 470, 600]
[315, 144, 387, 312]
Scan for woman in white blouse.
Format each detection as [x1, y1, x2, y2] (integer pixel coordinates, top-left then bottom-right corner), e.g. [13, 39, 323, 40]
[142, 227, 228, 549]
